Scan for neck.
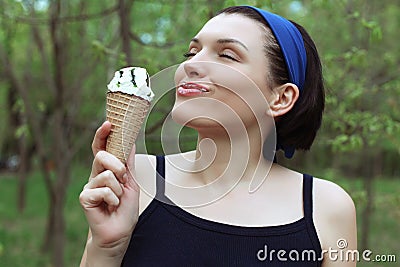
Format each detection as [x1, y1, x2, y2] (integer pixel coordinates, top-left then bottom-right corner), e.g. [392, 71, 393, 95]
[166, 121, 276, 207]
[192, 123, 272, 186]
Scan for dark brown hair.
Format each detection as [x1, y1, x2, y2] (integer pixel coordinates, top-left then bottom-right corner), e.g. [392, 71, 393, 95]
[217, 6, 325, 151]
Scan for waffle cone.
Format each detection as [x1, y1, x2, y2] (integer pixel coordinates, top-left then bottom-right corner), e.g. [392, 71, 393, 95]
[106, 92, 150, 164]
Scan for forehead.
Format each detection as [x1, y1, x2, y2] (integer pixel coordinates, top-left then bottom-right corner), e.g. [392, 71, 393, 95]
[195, 14, 265, 48]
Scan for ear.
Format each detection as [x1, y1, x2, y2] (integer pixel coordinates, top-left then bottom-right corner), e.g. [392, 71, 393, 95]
[268, 83, 300, 117]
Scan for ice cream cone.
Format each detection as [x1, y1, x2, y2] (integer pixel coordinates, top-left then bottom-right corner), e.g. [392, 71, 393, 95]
[106, 92, 150, 164]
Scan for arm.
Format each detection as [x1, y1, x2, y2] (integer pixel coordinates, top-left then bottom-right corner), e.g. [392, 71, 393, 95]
[313, 179, 357, 267]
[79, 230, 90, 267]
[79, 121, 140, 267]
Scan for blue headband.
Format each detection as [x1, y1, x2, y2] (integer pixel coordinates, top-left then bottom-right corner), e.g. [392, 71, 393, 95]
[245, 6, 307, 92]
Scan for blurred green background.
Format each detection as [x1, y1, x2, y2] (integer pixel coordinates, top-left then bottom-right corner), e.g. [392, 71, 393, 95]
[0, 0, 399, 266]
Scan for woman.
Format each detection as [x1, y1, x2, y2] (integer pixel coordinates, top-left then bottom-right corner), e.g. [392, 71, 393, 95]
[79, 6, 357, 266]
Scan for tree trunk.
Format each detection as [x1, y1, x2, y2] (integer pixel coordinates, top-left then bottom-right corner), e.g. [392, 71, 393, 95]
[42, 185, 56, 252]
[360, 151, 381, 251]
[50, 116, 70, 267]
[52, 186, 67, 267]
[118, 0, 133, 64]
[41, 158, 71, 267]
[41, 184, 67, 267]
[49, 10, 69, 266]
[360, 151, 383, 250]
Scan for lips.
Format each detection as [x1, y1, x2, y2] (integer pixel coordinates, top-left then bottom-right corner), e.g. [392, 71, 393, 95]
[177, 82, 210, 96]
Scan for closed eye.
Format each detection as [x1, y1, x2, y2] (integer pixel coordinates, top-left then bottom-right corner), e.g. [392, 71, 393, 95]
[183, 52, 196, 58]
[183, 51, 240, 62]
[220, 53, 239, 62]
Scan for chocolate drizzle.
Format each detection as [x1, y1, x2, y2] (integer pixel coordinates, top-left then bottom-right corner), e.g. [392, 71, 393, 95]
[130, 68, 138, 87]
[146, 72, 150, 87]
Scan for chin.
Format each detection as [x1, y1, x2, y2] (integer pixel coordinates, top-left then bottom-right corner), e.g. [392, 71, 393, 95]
[171, 105, 219, 130]
[171, 96, 258, 133]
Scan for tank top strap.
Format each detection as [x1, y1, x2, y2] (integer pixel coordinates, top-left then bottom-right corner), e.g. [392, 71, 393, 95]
[302, 173, 322, 251]
[155, 155, 173, 205]
[302, 173, 314, 220]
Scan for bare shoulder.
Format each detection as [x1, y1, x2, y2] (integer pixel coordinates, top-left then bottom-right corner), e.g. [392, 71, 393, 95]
[312, 177, 357, 258]
[313, 177, 356, 219]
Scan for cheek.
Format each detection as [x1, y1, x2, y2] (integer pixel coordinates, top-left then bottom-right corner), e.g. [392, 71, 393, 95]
[217, 68, 270, 117]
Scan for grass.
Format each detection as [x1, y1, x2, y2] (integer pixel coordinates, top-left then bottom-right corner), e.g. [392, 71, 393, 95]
[0, 165, 398, 266]
[0, 166, 88, 267]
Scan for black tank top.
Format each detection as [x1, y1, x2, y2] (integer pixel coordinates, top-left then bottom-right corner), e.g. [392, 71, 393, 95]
[122, 156, 322, 266]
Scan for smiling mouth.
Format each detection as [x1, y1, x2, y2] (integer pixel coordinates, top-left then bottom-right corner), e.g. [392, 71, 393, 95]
[177, 82, 210, 96]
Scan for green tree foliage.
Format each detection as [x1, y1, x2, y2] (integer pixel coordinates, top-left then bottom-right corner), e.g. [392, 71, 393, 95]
[271, 0, 400, 178]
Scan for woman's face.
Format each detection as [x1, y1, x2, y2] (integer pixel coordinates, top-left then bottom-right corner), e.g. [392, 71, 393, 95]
[173, 13, 274, 133]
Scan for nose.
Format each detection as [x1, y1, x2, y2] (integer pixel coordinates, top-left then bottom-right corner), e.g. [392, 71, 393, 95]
[183, 60, 208, 79]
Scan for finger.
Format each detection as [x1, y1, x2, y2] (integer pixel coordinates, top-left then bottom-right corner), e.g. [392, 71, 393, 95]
[84, 170, 124, 198]
[91, 121, 112, 156]
[79, 187, 120, 210]
[90, 151, 127, 183]
[117, 174, 140, 222]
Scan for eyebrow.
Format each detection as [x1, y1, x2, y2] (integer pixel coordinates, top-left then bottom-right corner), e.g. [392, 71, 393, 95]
[191, 37, 248, 51]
